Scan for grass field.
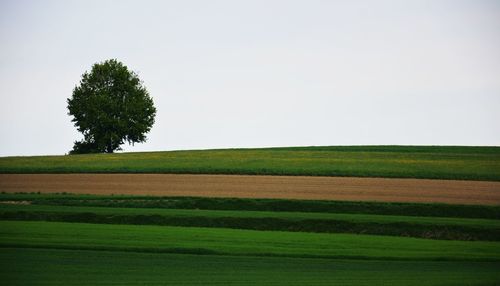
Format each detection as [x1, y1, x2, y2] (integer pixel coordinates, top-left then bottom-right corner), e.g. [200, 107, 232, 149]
[1, 201, 499, 241]
[2, 221, 500, 261]
[3, 193, 499, 218]
[2, 146, 500, 284]
[1, 145, 499, 180]
[2, 193, 500, 285]
[3, 248, 499, 286]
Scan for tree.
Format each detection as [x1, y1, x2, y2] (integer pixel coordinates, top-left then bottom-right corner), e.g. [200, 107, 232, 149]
[67, 59, 156, 154]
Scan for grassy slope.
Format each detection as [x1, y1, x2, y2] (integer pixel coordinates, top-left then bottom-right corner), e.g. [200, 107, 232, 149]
[1, 220, 499, 261]
[2, 248, 499, 286]
[1, 145, 499, 180]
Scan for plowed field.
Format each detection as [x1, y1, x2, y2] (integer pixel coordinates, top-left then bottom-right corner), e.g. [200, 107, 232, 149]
[1, 174, 499, 205]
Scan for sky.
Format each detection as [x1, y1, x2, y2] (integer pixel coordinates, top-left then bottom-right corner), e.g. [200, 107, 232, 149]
[0, 0, 499, 156]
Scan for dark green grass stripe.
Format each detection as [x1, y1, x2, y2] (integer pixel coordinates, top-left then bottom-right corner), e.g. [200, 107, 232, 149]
[3, 193, 499, 219]
[3, 204, 498, 227]
[3, 247, 500, 286]
[3, 243, 500, 262]
[1, 205, 499, 241]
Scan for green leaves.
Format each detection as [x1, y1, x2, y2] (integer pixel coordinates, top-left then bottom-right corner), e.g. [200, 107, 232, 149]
[67, 59, 156, 154]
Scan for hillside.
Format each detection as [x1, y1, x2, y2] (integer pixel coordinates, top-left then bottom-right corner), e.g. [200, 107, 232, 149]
[1, 146, 499, 181]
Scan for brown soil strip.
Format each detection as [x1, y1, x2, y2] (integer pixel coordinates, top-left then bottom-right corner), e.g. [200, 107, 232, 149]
[1, 174, 499, 205]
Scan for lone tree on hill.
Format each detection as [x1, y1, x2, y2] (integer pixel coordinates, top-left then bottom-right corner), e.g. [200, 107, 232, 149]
[67, 59, 156, 154]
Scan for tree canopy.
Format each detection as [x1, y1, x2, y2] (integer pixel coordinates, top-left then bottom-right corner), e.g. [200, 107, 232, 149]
[67, 59, 156, 154]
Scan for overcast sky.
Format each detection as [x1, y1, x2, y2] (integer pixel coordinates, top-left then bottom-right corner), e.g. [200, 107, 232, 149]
[1, 0, 499, 156]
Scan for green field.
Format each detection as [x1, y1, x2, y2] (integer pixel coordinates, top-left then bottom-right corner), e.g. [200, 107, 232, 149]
[2, 221, 500, 261]
[3, 248, 499, 286]
[2, 146, 500, 284]
[1, 220, 500, 285]
[1, 203, 499, 241]
[1, 145, 500, 180]
[3, 193, 499, 218]
[1, 192, 500, 285]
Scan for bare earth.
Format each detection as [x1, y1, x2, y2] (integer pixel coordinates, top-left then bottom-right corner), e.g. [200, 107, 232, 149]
[1, 174, 499, 205]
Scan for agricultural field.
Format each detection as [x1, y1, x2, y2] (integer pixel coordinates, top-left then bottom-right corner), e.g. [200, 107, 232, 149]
[1, 192, 500, 285]
[0, 145, 499, 180]
[1, 146, 500, 285]
[3, 248, 499, 286]
[2, 173, 500, 204]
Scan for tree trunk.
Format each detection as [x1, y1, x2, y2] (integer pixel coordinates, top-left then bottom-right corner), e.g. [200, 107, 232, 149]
[106, 141, 113, 153]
